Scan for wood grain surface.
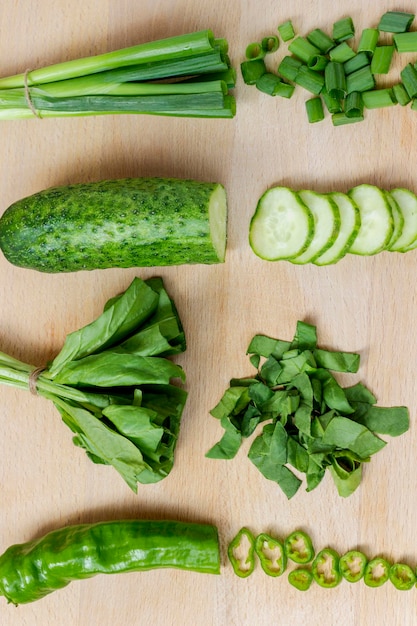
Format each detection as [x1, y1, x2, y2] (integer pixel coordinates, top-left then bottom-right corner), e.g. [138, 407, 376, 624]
[1, 1, 417, 624]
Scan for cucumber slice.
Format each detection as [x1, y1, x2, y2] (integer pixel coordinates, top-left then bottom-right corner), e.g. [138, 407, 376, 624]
[313, 192, 361, 265]
[387, 188, 417, 252]
[384, 190, 405, 250]
[347, 184, 394, 255]
[249, 187, 314, 260]
[291, 190, 340, 264]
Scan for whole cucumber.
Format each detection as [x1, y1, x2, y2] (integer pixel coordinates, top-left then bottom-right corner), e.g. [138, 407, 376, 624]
[0, 177, 227, 272]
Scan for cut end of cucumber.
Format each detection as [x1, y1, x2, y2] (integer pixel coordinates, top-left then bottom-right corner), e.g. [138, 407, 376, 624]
[249, 187, 313, 260]
[209, 184, 228, 262]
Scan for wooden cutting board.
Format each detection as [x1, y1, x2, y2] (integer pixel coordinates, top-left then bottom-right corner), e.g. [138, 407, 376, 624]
[1, 1, 417, 624]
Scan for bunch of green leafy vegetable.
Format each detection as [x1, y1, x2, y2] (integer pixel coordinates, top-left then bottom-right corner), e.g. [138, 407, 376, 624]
[0, 276, 187, 491]
[206, 320, 409, 498]
[0, 30, 235, 119]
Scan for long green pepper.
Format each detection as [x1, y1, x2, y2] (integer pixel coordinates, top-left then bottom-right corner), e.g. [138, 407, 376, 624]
[0, 520, 220, 605]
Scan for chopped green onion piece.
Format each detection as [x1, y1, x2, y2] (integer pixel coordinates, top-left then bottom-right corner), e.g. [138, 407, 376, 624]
[362, 88, 396, 109]
[274, 81, 295, 98]
[321, 88, 342, 113]
[256, 72, 282, 96]
[346, 65, 375, 93]
[394, 32, 417, 53]
[357, 28, 379, 56]
[294, 65, 325, 94]
[288, 37, 321, 64]
[307, 29, 335, 54]
[400, 63, 417, 98]
[278, 20, 295, 42]
[378, 11, 415, 33]
[329, 42, 356, 63]
[245, 42, 265, 60]
[344, 51, 370, 75]
[333, 17, 355, 42]
[241, 58, 266, 84]
[392, 82, 411, 105]
[332, 111, 364, 126]
[345, 91, 363, 117]
[305, 96, 324, 122]
[278, 56, 302, 81]
[325, 61, 346, 99]
[307, 55, 329, 71]
[262, 36, 279, 54]
[371, 45, 395, 74]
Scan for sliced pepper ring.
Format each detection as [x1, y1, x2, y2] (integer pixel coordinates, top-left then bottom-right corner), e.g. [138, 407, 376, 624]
[312, 548, 342, 588]
[389, 562, 416, 590]
[339, 549, 367, 583]
[284, 530, 315, 564]
[254, 532, 287, 577]
[228, 527, 256, 578]
[288, 567, 314, 591]
[364, 557, 391, 587]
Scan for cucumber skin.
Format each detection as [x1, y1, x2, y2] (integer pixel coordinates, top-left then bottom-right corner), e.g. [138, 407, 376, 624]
[0, 178, 225, 273]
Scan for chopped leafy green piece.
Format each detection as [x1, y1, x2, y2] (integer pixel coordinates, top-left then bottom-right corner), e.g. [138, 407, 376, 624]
[205, 416, 243, 459]
[247, 334, 291, 359]
[207, 320, 409, 499]
[290, 320, 317, 351]
[313, 348, 360, 372]
[210, 386, 251, 419]
[322, 416, 386, 458]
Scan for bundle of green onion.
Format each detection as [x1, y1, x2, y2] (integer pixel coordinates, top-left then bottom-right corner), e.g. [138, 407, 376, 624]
[0, 277, 188, 491]
[0, 30, 236, 119]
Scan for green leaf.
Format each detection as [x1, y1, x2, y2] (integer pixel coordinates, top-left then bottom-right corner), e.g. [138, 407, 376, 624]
[322, 416, 386, 459]
[54, 398, 149, 492]
[49, 277, 159, 376]
[259, 355, 283, 386]
[287, 436, 310, 473]
[137, 383, 186, 483]
[240, 404, 262, 437]
[314, 348, 360, 373]
[276, 351, 316, 384]
[210, 386, 251, 420]
[345, 384, 409, 436]
[313, 369, 354, 414]
[205, 416, 243, 459]
[250, 421, 288, 465]
[248, 421, 302, 498]
[113, 324, 176, 357]
[306, 456, 326, 492]
[53, 353, 185, 387]
[290, 321, 317, 351]
[344, 382, 377, 406]
[293, 402, 312, 435]
[329, 458, 363, 497]
[248, 381, 275, 408]
[103, 404, 164, 457]
[248, 429, 302, 498]
[142, 277, 186, 353]
[354, 405, 410, 437]
[247, 334, 291, 359]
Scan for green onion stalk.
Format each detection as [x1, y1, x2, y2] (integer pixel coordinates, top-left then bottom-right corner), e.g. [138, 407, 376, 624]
[0, 30, 236, 119]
